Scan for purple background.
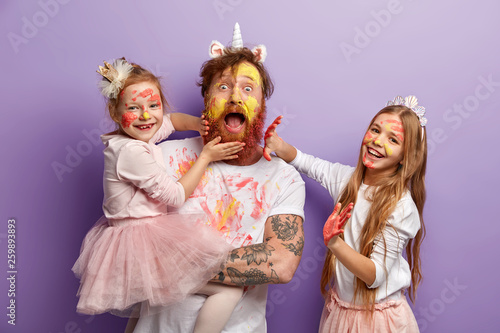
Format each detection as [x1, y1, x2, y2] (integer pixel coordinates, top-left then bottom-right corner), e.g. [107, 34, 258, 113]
[1, 0, 499, 332]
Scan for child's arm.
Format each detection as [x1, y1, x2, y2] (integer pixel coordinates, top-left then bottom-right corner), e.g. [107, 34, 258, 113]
[324, 203, 377, 286]
[263, 116, 297, 162]
[177, 136, 244, 199]
[170, 113, 209, 137]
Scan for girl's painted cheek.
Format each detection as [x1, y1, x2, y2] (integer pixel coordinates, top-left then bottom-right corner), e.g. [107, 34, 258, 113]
[384, 143, 393, 156]
[121, 112, 138, 128]
[362, 132, 373, 145]
[363, 153, 375, 169]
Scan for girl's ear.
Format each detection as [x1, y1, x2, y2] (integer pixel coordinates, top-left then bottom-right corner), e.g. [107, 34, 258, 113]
[209, 41, 225, 59]
[251, 45, 267, 63]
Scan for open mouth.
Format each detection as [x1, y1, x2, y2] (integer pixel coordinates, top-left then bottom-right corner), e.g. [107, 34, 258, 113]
[224, 113, 246, 133]
[135, 123, 155, 131]
[367, 147, 384, 158]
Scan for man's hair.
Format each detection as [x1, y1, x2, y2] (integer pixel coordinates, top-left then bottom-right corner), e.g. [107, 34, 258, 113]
[197, 48, 274, 99]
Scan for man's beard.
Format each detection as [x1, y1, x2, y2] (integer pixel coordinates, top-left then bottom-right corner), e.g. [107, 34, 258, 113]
[202, 101, 266, 163]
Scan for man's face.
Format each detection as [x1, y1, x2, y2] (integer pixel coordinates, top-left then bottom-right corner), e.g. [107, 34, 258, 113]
[203, 61, 265, 153]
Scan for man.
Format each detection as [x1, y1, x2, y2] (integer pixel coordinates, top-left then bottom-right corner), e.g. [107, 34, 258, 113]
[132, 23, 305, 332]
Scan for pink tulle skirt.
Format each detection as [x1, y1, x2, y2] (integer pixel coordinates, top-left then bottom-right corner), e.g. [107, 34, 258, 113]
[72, 214, 233, 317]
[319, 289, 419, 333]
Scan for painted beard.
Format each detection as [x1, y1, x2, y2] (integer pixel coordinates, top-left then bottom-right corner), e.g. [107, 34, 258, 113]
[203, 101, 266, 163]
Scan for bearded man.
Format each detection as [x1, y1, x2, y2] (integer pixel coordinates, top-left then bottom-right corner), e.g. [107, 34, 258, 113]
[131, 24, 305, 333]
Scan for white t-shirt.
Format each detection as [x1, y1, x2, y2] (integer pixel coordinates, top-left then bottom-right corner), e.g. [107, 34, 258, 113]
[290, 149, 421, 304]
[133, 137, 305, 333]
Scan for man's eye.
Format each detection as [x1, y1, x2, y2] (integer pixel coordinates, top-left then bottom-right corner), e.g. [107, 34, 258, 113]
[244, 87, 252, 92]
[220, 85, 228, 90]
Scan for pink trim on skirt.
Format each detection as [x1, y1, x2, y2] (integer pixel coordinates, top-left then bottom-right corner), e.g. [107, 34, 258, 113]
[72, 214, 233, 317]
[318, 289, 419, 333]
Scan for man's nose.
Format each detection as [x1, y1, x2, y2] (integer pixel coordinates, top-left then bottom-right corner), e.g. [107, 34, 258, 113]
[229, 88, 244, 106]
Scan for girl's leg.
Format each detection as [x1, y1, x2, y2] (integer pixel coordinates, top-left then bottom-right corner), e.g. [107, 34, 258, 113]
[124, 317, 138, 333]
[193, 283, 243, 333]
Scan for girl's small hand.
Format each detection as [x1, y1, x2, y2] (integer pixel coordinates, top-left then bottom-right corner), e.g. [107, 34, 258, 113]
[323, 202, 354, 247]
[198, 115, 210, 136]
[201, 136, 245, 162]
[263, 115, 283, 161]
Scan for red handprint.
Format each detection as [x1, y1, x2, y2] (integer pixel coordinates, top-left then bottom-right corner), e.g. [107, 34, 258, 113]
[323, 203, 354, 247]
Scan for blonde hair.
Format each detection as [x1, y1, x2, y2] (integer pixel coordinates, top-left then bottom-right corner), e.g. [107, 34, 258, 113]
[320, 105, 427, 310]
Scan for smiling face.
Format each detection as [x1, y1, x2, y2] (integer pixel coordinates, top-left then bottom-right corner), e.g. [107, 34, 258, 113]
[362, 112, 405, 182]
[203, 61, 266, 161]
[114, 82, 163, 142]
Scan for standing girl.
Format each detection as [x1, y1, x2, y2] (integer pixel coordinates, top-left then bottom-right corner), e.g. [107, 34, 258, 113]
[73, 58, 245, 333]
[264, 96, 427, 332]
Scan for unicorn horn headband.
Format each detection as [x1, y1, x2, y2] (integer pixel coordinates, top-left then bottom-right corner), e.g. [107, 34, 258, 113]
[208, 22, 267, 63]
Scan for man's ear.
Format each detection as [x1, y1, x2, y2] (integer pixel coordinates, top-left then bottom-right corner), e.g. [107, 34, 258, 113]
[209, 41, 225, 58]
[251, 45, 267, 63]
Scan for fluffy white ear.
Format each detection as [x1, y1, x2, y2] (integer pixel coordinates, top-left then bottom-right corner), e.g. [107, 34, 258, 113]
[251, 45, 267, 63]
[209, 40, 225, 59]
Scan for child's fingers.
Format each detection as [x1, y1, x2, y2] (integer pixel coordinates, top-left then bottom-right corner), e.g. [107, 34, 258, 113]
[207, 136, 222, 146]
[263, 147, 272, 161]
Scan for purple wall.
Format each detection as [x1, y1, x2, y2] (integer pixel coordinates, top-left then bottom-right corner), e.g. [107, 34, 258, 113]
[1, 0, 499, 332]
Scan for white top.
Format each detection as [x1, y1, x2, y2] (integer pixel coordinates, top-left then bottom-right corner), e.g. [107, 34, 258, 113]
[100, 114, 186, 220]
[290, 149, 421, 303]
[133, 137, 306, 333]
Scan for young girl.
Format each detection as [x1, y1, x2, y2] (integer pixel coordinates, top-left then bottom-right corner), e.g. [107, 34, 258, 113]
[72, 58, 245, 333]
[264, 96, 427, 332]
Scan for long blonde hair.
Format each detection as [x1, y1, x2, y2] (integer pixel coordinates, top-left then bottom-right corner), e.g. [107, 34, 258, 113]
[320, 106, 427, 309]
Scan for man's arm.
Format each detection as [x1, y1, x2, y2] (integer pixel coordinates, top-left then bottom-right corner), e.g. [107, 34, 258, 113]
[212, 214, 304, 286]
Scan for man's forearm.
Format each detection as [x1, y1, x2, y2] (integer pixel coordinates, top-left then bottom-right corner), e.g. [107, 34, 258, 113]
[213, 214, 304, 286]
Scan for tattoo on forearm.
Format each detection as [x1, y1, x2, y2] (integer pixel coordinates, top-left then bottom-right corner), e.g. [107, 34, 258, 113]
[240, 243, 275, 265]
[228, 251, 241, 262]
[282, 236, 304, 256]
[227, 267, 280, 286]
[216, 271, 225, 282]
[271, 215, 299, 241]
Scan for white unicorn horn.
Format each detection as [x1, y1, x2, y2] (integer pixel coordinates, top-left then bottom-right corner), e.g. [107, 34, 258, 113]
[232, 22, 243, 50]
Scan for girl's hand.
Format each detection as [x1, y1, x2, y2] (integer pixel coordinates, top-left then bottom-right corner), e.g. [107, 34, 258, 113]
[263, 115, 284, 161]
[200, 136, 245, 162]
[198, 115, 210, 137]
[323, 203, 354, 247]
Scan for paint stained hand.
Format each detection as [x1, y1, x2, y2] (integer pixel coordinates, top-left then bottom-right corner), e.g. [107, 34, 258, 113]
[198, 115, 210, 136]
[201, 136, 245, 162]
[323, 203, 354, 247]
[263, 115, 283, 161]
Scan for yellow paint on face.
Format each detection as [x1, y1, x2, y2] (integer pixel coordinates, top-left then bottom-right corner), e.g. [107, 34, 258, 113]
[374, 139, 381, 145]
[384, 143, 393, 156]
[143, 111, 150, 120]
[235, 62, 262, 86]
[244, 95, 259, 121]
[206, 95, 227, 119]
